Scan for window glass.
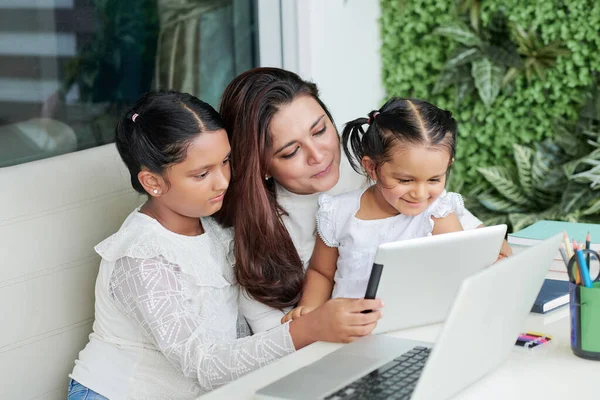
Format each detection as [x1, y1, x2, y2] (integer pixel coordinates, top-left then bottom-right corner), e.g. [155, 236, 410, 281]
[0, 0, 258, 167]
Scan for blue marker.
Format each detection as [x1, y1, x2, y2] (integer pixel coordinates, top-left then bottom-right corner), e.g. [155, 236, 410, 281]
[576, 249, 594, 288]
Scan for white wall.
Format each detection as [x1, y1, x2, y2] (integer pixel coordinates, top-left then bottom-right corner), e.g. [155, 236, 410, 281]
[296, 0, 385, 127]
[258, 0, 385, 128]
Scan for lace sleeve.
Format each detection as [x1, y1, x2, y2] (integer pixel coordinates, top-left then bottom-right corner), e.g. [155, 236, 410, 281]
[109, 256, 296, 392]
[316, 193, 339, 247]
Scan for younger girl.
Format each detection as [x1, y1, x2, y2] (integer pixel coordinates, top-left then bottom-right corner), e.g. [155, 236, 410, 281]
[68, 91, 382, 400]
[283, 97, 490, 321]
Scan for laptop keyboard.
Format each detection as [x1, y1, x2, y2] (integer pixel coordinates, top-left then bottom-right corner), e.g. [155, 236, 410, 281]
[324, 346, 431, 400]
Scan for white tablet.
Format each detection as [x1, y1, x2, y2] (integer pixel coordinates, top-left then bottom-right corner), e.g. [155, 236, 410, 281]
[365, 225, 507, 334]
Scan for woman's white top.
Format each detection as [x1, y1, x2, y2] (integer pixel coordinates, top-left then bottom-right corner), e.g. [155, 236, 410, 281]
[239, 156, 483, 333]
[70, 210, 295, 400]
[317, 188, 466, 299]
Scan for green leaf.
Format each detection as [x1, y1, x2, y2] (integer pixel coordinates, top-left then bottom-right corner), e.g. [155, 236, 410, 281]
[530, 144, 566, 192]
[501, 67, 521, 87]
[435, 22, 482, 47]
[512, 144, 533, 197]
[564, 148, 600, 178]
[481, 214, 510, 228]
[485, 44, 523, 69]
[433, 68, 459, 94]
[478, 192, 525, 213]
[583, 198, 600, 216]
[469, 0, 481, 33]
[477, 166, 530, 206]
[508, 212, 541, 232]
[509, 205, 563, 232]
[455, 79, 475, 105]
[553, 120, 585, 157]
[471, 58, 505, 107]
[445, 47, 481, 69]
[571, 165, 600, 188]
[560, 182, 594, 213]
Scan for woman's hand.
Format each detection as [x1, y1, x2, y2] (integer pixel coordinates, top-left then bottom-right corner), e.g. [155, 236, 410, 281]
[281, 305, 315, 324]
[288, 298, 383, 349]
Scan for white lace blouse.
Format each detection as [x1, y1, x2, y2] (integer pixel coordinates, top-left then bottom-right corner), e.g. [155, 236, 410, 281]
[317, 188, 466, 299]
[70, 210, 295, 400]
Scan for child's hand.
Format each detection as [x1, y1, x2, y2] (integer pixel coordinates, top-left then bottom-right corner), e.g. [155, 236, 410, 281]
[281, 306, 315, 324]
[497, 239, 513, 261]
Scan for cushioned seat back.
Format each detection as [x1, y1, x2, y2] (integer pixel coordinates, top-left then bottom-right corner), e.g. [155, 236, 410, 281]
[0, 144, 141, 400]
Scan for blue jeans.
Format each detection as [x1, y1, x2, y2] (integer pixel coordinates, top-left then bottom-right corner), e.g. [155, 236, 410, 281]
[67, 379, 109, 400]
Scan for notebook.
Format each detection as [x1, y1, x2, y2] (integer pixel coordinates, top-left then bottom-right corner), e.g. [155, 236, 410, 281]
[530, 279, 569, 314]
[508, 220, 600, 249]
[509, 220, 600, 269]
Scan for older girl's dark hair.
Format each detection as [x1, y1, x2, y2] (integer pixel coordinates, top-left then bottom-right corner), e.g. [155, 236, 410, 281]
[342, 97, 457, 179]
[216, 67, 335, 309]
[115, 90, 224, 194]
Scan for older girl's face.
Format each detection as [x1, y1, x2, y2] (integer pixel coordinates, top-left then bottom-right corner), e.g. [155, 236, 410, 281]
[268, 95, 340, 195]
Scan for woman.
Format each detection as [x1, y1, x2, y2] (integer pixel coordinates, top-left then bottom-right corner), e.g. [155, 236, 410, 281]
[217, 67, 509, 333]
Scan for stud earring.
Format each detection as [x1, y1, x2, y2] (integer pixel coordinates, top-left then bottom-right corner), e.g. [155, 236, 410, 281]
[265, 175, 270, 181]
[153, 189, 159, 194]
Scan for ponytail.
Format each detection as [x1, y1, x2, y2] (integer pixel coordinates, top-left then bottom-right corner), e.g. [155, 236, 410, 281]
[341, 117, 369, 174]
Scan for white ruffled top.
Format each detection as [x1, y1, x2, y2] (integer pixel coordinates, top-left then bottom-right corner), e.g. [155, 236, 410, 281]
[70, 210, 295, 400]
[317, 188, 466, 299]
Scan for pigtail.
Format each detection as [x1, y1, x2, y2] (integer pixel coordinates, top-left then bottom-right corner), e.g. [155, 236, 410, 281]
[341, 117, 369, 174]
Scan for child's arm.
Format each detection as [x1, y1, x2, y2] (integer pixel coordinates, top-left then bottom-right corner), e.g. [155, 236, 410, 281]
[431, 213, 464, 235]
[281, 236, 338, 323]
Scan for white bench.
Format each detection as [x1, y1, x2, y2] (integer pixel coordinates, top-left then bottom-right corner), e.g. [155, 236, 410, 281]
[0, 144, 141, 400]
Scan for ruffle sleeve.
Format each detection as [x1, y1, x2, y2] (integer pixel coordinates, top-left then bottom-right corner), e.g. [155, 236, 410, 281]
[424, 191, 466, 236]
[95, 212, 233, 288]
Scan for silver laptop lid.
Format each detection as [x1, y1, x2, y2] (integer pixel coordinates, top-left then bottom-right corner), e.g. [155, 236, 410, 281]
[411, 233, 563, 400]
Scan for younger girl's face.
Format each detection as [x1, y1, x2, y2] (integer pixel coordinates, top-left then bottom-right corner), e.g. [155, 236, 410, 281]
[369, 145, 451, 217]
[160, 129, 231, 218]
[268, 95, 340, 195]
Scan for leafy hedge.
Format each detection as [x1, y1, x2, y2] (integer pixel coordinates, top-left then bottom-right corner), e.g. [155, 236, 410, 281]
[380, 0, 600, 192]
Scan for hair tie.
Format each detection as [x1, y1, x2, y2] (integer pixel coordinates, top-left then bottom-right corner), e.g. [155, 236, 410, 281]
[131, 113, 139, 122]
[367, 111, 380, 125]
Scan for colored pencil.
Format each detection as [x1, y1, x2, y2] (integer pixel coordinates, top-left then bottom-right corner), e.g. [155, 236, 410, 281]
[586, 232, 591, 267]
[573, 241, 582, 284]
[563, 231, 573, 259]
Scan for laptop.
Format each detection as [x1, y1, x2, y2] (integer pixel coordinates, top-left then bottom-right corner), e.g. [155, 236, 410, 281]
[254, 233, 563, 400]
[369, 225, 507, 334]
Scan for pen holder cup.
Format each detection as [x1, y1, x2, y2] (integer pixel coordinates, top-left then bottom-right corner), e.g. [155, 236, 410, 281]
[569, 282, 600, 360]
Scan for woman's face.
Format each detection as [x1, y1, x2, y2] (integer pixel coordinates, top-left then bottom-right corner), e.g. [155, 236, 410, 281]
[268, 95, 340, 195]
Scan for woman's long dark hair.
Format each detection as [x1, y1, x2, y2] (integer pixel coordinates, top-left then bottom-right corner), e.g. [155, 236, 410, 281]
[216, 68, 334, 309]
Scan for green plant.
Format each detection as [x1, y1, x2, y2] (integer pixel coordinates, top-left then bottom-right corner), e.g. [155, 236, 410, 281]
[503, 25, 571, 86]
[457, 0, 481, 34]
[380, 0, 600, 193]
[434, 11, 522, 107]
[469, 83, 600, 231]
[434, 7, 569, 108]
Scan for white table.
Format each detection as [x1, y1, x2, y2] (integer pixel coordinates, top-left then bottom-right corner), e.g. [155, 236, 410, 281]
[203, 270, 599, 399]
